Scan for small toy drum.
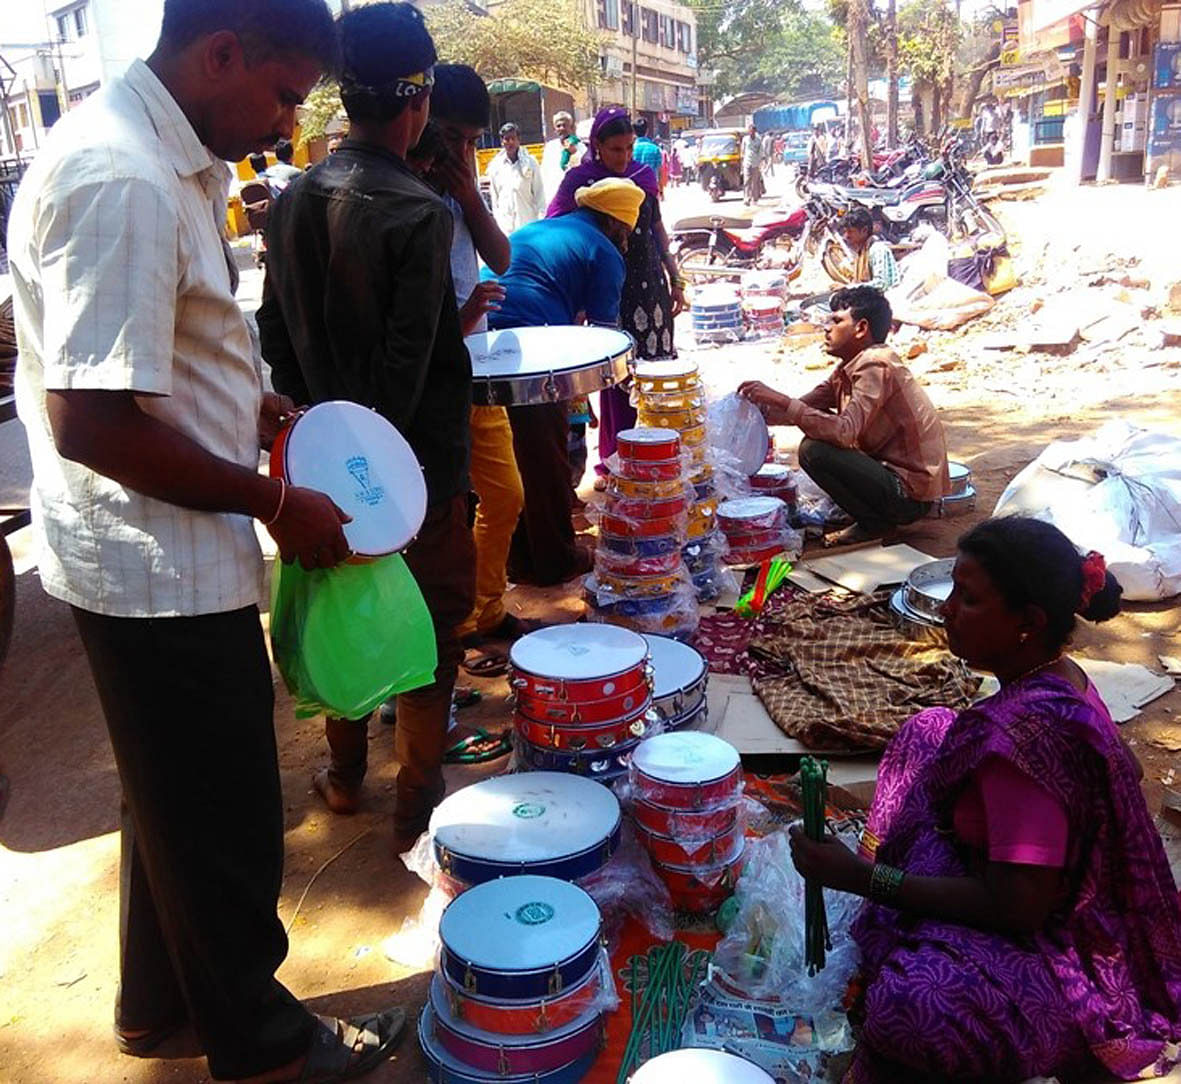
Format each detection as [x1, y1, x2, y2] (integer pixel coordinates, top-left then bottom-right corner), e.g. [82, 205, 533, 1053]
[584, 582, 683, 620]
[509, 625, 650, 703]
[633, 359, 701, 395]
[724, 540, 788, 566]
[514, 704, 654, 751]
[632, 798, 740, 840]
[630, 1048, 774, 1083]
[270, 400, 427, 558]
[617, 457, 684, 482]
[750, 463, 797, 504]
[430, 773, 622, 886]
[686, 498, 718, 539]
[514, 680, 652, 725]
[653, 839, 747, 913]
[636, 387, 705, 413]
[594, 568, 686, 600]
[599, 533, 681, 559]
[606, 474, 686, 501]
[438, 953, 605, 1037]
[643, 635, 708, 724]
[679, 423, 707, 449]
[630, 732, 742, 810]
[637, 406, 707, 431]
[635, 817, 745, 868]
[427, 983, 604, 1076]
[599, 512, 682, 539]
[616, 427, 681, 462]
[514, 733, 642, 780]
[594, 547, 683, 578]
[717, 496, 787, 534]
[606, 493, 688, 521]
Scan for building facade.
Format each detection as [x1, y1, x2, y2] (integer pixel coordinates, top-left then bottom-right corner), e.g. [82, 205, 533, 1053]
[2, 0, 163, 158]
[587, 0, 705, 136]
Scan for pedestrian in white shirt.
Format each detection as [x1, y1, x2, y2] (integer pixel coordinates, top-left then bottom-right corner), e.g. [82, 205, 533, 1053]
[487, 122, 545, 234]
[540, 109, 584, 205]
[8, 0, 408, 1078]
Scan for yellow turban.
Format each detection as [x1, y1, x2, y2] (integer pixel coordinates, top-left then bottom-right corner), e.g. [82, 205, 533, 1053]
[574, 178, 645, 230]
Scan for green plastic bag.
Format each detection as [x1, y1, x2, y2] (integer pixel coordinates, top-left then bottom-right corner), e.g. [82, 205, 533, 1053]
[269, 553, 437, 720]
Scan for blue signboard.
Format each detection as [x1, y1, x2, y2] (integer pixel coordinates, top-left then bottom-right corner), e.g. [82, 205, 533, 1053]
[1155, 43, 1181, 90]
[1149, 90, 1181, 156]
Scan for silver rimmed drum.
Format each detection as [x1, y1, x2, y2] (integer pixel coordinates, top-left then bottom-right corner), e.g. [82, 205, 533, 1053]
[466, 326, 634, 407]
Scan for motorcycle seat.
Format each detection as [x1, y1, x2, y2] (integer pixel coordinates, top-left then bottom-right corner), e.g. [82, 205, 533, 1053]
[673, 214, 752, 231]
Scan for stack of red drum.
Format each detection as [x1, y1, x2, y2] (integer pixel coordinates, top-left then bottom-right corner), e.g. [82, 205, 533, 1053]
[420, 874, 608, 1082]
[717, 495, 792, 566]
[748, 463, 798, 523]
[588, 427, 698, 639]
[629, 732, 746, 913]
[509, 625, 656, 783]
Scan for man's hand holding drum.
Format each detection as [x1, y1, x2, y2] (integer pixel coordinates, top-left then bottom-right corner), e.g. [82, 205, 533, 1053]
[738, 380, 794, 425]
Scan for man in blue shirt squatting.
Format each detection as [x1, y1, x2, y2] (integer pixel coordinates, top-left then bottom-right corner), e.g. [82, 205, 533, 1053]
[488, 176, 644, 586]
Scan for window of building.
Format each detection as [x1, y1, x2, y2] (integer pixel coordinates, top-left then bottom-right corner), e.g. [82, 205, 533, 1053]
[660, 14, 675, 48]
[56, 13, 72, 41]
[641, 7, 657, 43]
[622, 0, 635, 35]
[17, 102, 29, 128]
[596, 0, 619, 30]
[677, 21, 692, 53]
[74, 4, 88, 37]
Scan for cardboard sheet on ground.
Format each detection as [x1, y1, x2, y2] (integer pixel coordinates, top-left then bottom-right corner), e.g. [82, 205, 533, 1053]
[1076, 658, 1175, 723]
[799, 543, 937, 595]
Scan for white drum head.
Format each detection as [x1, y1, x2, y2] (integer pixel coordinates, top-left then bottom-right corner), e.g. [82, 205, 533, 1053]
[280, 400, 426, 557]
[632, 732, 739, 785]
[709, 396, 769, 477]
[643, 635, 706, 700]
[634, 359, 700, 382]
[430, 772, 621, 864]
[510, 624, 648, 682]
[631, 1049, 774, 1083]
[949, 460, 970, 482]
[718, 496, 785, 520]
[466, 326, 633, 378]
[439, 875, 599, 973]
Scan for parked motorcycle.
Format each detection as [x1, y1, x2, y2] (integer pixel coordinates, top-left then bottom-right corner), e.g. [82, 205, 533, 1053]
[670, 206, 809, 280]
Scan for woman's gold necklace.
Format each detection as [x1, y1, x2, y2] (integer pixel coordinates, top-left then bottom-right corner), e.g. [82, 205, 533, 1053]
[1006, 654, 1065, 685]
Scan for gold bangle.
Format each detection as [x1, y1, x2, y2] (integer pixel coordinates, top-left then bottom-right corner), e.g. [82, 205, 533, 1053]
[263, 478, 287, 526]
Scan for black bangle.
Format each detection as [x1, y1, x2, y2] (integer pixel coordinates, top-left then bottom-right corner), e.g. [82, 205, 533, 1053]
[869, 862, 905, 904]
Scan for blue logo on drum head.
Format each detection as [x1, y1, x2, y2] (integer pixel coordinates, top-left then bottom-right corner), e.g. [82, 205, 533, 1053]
[514, 902, 555, 926]
[346, 456, 385, 507]
[512, 802, 545, 819]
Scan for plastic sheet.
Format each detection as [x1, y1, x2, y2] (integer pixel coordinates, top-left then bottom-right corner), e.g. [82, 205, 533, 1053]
[706, 394, 770, 478]
[269, 553, 436, 720]
[710, 829, 862, 1011]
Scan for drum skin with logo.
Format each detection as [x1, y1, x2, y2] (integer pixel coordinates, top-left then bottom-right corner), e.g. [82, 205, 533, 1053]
[430, 772, 623, 886]
[509, 625, 651, 703]
[437, 875, 602, 1001]
[270, 400, 426, 557]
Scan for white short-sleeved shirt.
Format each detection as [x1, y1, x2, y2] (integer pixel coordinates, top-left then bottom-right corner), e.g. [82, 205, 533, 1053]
[9, 59, 264, 618]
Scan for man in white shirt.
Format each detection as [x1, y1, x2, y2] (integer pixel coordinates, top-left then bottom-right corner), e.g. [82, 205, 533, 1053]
[8, 1, 407, 1079]
[486, 122, 546, 234]
[540, 109, 583, 205]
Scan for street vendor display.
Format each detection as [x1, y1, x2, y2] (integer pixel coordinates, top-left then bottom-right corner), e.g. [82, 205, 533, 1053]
[630, 732, 747, 912]
[421, 875, 611, 1081]
[510, 625, 655, 782]
[588, 429, 698, 639]
[632, 360, 728, 601]
[464, 325, 634, 407]
[429, 772, 622, 885]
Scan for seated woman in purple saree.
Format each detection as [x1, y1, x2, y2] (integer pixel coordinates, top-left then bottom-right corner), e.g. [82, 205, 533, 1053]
[791, 516, 1181, 1083]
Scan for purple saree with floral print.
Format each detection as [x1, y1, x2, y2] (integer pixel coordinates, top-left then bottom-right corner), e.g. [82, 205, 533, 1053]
[846, 674, 1181, 1082]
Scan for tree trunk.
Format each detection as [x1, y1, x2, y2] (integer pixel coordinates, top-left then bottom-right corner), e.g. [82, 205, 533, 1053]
[885, 0, 899, 145]
[848, 0, 874, 167]
[957, 46, 1001, 118]
[846, 37, 854, 152]
[931, 82, 943, 135]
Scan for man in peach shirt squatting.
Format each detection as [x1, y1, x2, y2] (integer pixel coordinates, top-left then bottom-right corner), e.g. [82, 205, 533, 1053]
[739, 285, 950, 546]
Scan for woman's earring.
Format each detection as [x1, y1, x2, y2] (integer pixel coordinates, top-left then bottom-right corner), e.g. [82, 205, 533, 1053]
[1018, 632, 1029, 644]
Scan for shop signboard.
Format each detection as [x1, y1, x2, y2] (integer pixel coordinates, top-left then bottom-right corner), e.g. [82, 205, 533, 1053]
[1155, 42, 1181, 90]
[1148, 89, 1181, 157]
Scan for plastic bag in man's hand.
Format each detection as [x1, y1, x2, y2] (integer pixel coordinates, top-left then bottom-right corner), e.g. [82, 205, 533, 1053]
[270, 553, 437, 719]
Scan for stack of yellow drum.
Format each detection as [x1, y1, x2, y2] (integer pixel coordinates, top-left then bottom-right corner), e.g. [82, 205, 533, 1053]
[631, 360, 727, 601]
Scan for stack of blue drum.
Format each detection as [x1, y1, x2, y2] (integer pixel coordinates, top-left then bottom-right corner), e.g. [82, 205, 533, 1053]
[689, 284, 744, 344]
[420, 875, 609, 1083]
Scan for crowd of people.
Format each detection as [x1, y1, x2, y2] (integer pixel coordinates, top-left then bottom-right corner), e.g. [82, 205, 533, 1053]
[6, 0, 1181, 1081]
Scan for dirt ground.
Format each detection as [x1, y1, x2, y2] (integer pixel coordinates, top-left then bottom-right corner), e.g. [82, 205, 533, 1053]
[1, 175, 1179, 1083]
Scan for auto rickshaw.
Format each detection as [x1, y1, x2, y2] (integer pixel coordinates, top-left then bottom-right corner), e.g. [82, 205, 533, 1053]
[695, 129, 744, 201]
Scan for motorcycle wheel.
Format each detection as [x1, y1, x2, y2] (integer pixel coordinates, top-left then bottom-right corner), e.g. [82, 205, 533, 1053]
[677, 242, 732, 281]
[0, 536, 14, 672]
[821, 237, 855, 285]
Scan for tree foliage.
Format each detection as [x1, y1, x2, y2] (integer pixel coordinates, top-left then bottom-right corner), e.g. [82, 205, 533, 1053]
[897, 0, 959, 91]
[298, 0, 601, 143]
[687, 0, 844, 100]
